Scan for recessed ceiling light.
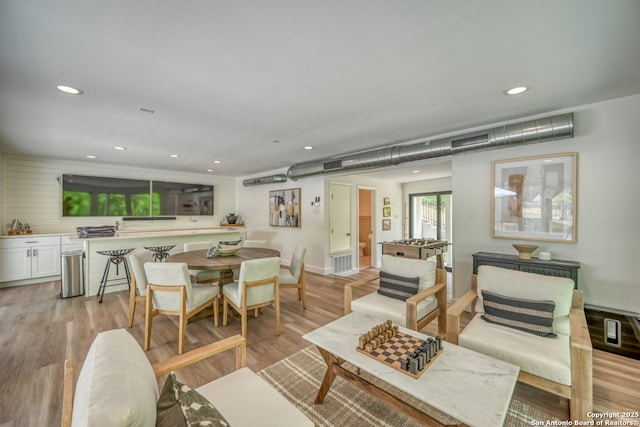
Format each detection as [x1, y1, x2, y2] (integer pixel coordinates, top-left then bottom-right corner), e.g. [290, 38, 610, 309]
[85, 155, 97, 159]
[57, 85, 84, 95]
[213, 160, 221, 164]
[412, 170, 420, 173]
[207, 169, 214, 172]
[113, 146, 127, 151]
[169, 154, 180, 158]
[503, 86, 528, 95]
[304, 146, 314, 150]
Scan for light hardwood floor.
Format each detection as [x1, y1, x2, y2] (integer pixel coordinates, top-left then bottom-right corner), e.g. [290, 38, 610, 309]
[0, 269, 638, 426]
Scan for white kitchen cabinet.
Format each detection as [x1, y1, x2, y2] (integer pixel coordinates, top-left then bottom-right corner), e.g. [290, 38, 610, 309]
[0, 236, 61, 282]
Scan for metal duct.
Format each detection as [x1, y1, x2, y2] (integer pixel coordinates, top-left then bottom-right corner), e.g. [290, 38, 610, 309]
[286, 113, 573, 180]
[242, 174, 288, 187]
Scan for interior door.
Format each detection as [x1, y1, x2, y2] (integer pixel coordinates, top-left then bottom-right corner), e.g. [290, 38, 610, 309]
[330, 182, 351, 253]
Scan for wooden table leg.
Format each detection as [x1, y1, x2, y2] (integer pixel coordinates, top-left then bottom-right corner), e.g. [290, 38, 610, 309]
[190, 268, 233, 323]
[314, 346, 462, 426]
[219, 268, 235, 285]
[315, 347, 340, 404]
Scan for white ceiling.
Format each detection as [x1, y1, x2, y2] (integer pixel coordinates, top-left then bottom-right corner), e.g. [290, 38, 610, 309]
[1, 1, 639, 183]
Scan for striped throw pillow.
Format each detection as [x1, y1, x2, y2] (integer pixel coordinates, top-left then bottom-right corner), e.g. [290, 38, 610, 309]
[378, 271, 419, 301]
[481, 290, 557, 338]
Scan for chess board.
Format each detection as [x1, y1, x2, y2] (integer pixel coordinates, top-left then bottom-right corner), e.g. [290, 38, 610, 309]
[356, 331, 443, 379]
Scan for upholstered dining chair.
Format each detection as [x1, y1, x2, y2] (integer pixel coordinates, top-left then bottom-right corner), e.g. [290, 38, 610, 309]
[183, 241, 220, 284]
[447, 266, 592, 420]
[344, 254, 447, 336]
[222, 257, 281, 339]
[242, 240, 269, 248]
[143, 262, 219, 354]
[127, 250, 154, 328]
[278, 246, 307, 309]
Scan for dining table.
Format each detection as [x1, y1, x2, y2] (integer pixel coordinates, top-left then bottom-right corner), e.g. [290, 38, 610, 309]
[166, 246, 280, 286]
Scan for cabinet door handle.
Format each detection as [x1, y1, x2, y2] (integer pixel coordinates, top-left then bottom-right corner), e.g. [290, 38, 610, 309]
[27, 249, 31, 257]
[33, 248, 38, 257]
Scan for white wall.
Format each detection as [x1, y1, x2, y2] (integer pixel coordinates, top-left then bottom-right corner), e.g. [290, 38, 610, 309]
[0, 152, 4, 234]
[1, 154, 236, 234]
[326, 175, 403, 270]
[452, 94, 640, 315]
[236, 169, 403, 274]
[236, 170, 326, 272]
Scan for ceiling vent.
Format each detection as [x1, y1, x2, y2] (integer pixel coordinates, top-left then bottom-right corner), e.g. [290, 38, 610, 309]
[242, 174, 288, 187]
[286, 113, 573, 180]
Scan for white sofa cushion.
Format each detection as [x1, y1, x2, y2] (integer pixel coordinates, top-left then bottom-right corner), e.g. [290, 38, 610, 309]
[475, 266, 575, 335]
[460, 314, 571, 385]
[381, 254, 436, 292]
[351, 292, 437, 328]
[71, 329, 159, 427]
[197, 367, 314, 426]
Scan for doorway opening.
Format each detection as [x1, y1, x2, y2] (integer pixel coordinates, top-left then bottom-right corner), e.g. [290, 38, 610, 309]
[358, 188, 374, 269]
[409, 191, 452, 270]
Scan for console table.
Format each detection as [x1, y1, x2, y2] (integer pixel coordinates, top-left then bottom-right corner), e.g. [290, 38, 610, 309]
[472, 251, 580, 288]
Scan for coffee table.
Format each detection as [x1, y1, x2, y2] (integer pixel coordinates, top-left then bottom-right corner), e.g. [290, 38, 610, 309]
[303, 312, 520, 427]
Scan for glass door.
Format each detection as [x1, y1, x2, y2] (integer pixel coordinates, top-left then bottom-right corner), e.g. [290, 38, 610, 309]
[409, 191, 452, 269]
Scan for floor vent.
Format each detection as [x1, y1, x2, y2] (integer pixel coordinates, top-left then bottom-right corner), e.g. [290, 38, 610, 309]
[332, 253, 353, 274]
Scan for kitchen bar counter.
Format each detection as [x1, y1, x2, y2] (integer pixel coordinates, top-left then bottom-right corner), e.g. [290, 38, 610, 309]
[81, 228, 241, 298]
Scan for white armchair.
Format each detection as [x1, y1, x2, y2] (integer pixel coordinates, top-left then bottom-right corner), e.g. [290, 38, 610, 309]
[344, 254, 447, 336]
[447, 265, 592, 420]
[144, 262, 220, 354]
[62, 329, 313, 427]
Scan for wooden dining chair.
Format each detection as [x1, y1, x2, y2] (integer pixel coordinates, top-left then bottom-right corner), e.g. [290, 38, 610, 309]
[127, 250, 154, 328]
[144, 262, 220, 354]
[183, 241, 220, 284]
[278, 246, 307, 309]
[222, 257, 281, 339]
[242, 240, 269, 248]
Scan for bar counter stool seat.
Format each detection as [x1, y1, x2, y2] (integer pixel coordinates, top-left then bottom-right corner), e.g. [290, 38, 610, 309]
[96, 248, 135, 303]
[144, 245, 176, 262]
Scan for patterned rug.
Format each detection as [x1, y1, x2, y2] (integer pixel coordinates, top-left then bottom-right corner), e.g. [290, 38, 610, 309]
[258, 346, 559, 426]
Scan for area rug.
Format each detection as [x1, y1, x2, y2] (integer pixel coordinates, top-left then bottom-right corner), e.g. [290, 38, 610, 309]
[258, 346, 559, 427]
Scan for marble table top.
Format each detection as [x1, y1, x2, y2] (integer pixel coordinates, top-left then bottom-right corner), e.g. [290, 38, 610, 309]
[303, 312, 520, 427]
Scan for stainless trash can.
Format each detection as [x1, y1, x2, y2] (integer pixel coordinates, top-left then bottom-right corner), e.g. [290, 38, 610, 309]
[61, 250, 85, 298]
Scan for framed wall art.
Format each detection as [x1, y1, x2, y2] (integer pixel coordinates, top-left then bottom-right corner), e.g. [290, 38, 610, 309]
[383, 197, 390, 206]
[269, 188, 301, 227]
[492, 153, 577, 242]
[382, 219, 391, 231]
[383, 206, 391, 217]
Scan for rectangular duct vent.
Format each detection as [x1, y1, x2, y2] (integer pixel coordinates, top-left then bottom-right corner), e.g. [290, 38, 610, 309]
[451, 133, 489, 149]
[332, 253, 352, 274]
[324, 160, 343, 170]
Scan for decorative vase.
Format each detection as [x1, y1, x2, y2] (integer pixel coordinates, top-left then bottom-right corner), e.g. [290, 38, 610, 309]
[225, 213, 238, 224]
[512, 244, 539, 260]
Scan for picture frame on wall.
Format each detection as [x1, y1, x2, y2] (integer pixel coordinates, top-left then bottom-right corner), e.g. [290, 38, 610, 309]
[383, 197, 390, 206]
[492, 152, 577, 242]
[382, 219, 391, 231]
[269, 188, 301, 227]
[383, 206, 391, 217]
